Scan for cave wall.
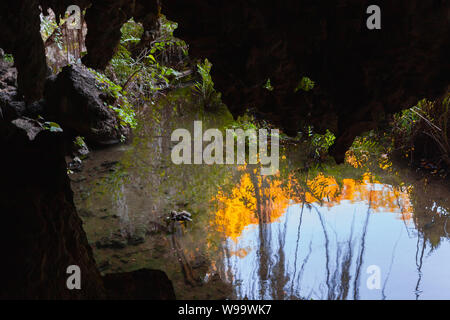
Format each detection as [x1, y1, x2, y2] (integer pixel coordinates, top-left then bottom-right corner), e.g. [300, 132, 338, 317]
[0, 2, 47, 103]
[0, 64, 176, 299]
[0, 0, 174, 299]
[164, 0, 449, 161]
[0, 120, 106, 299]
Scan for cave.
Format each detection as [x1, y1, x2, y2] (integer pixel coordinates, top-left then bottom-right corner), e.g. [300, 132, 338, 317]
[0, 0, 449, 301]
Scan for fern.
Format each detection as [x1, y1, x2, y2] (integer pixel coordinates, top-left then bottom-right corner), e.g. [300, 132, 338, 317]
[193, 58, 220, 109]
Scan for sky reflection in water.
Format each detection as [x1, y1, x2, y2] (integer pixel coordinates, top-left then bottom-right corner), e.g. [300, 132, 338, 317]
[213, 171, 450, 300]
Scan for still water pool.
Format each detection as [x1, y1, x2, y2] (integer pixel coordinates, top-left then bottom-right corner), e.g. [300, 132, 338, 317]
[71, 88, 450, 300]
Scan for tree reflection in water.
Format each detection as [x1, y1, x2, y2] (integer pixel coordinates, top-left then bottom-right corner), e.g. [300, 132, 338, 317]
[213, 162, 450, 300]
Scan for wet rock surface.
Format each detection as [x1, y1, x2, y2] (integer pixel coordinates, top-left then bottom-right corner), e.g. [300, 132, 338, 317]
[1, 61, 130, 145]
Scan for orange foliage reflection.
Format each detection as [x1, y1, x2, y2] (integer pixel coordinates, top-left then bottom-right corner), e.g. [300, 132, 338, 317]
[213, 170, 291, 241]
[213, 168, 413, 242]
[304, 173, 413, 219]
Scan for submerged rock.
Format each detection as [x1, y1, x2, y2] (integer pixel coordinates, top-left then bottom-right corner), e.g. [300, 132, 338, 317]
[96, 233, 128, 249]
[127, 225, 147, 246]
[78, 208, 94, 218]
[127, 234, 146, 246]
[98, 259, 111, 272]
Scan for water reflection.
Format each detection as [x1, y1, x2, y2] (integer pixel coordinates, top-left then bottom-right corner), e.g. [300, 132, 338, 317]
[72, 87, 450, 300]
[212, 166, 450, 300]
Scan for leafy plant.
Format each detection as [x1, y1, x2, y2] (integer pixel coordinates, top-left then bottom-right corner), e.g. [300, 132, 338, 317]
[74, 136, 86, 148]
[228, 113, 259, 132]
[109, 19, 187, 102]
[150, 15, 189, 63]
[308, 127, 336, 158]
[89, 68, 137, 129]
[2, 53, 14, 63]
[43, 121, 63, 133]
[347, 131, 387, 168]
[294, 76, 315, 92]
[120, 19, 144, 44]
[263, 79, 274, 91]
[412, 97, 450, 164]
[392, 95, 450, 165]
[40, 13, 63, 48]
[193, 58, 221, 110]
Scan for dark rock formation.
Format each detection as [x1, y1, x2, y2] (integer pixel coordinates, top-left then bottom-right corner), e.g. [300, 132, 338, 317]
[1, 61, 130, 145]
[0, 116, 175, 299]
[0, 2, 47, 102]
[103, 269, 176, 300]
[45, 65, 130, 145]
[0, 122, 106, 299]
[82, 0, 159, 69]
[0, 119, 176, 299]
[0, 61, 25, 120]
[0, 18, 171, 299]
